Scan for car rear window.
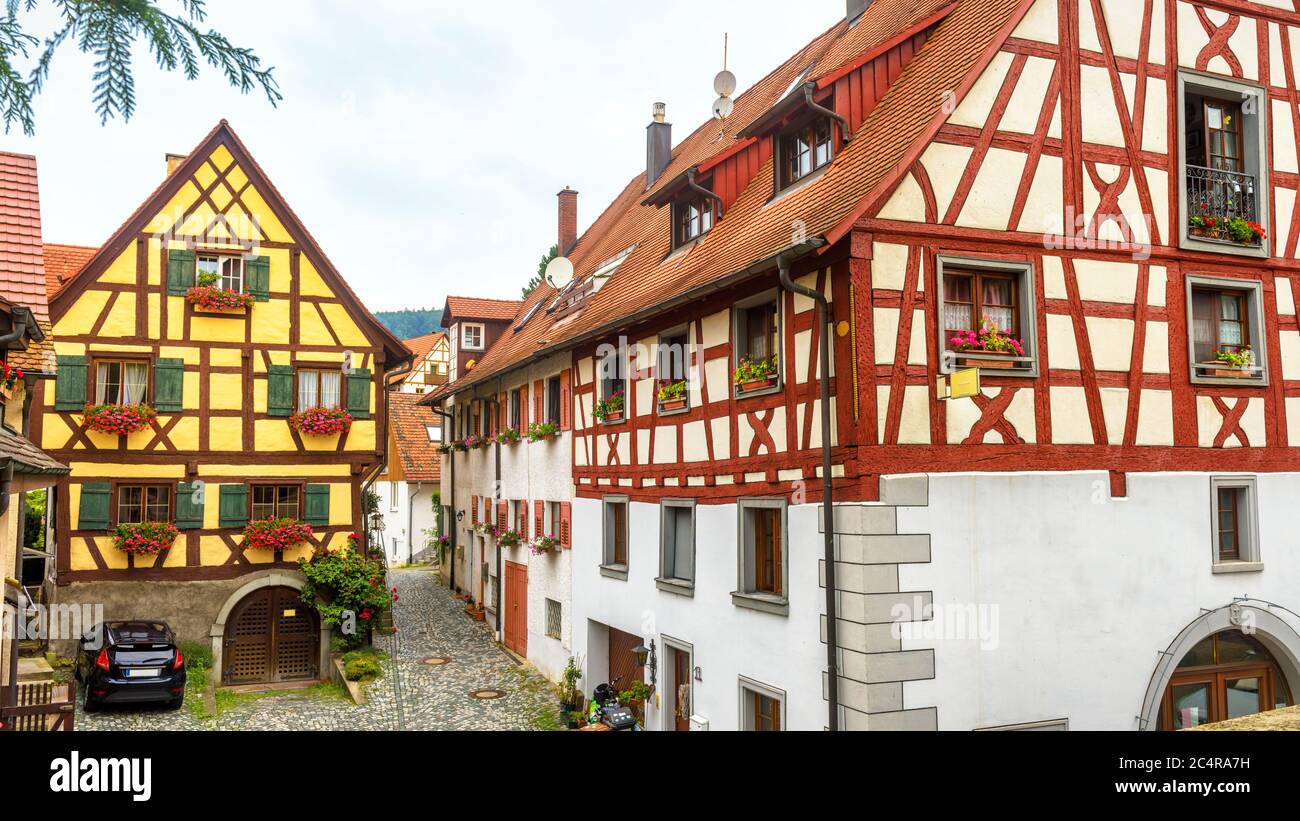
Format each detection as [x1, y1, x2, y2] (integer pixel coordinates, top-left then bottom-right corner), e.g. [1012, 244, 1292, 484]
[107, 622, 171, 644]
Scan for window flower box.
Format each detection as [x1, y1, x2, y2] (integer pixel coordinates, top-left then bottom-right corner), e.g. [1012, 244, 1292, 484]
[82, 403, 157, 436]
[530, 535, 559, 556]
[185, 273, 255, 313]
[594, 390, 625, 423]
[112, 521, 179, 556]
[657, 379, 688, 412]
[958, 350, 1018, 370]
[289, 406, 354, 436]
[528, 422, 559, 442]
[242, 518, 314, 551]
[496, 428, 521, 445]
[1, 361, 22, 397]
[463, 433, 484, 450]
[734, 356, 778, 394]
[495, 528, 522, 548]
[1202, 347, 1256, 378]
[949, 319, 1025, 370]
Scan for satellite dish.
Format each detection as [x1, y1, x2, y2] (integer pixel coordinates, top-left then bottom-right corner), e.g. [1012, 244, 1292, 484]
[713, 96, 734, 120]
[713, 70, 737, 97]
[545, 256, 574, 288]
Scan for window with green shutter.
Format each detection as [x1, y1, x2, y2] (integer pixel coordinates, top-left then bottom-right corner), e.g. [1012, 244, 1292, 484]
[54, 355, 88, 411]
[346, 369, 371, 419]
[166, 250, 196, 296]
[77, 483, 112, 531]
[175, 482, 205, 530]
[267, 365, 294, 417]
[247, 255, 271, 301]
[218, 484, 249, 528]
[304, 484, 330, 527]
[154, 358, 185, 413]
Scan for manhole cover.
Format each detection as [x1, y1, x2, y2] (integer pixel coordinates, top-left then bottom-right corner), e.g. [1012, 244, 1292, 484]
[422, 656, 451, 666]
[469, 689, 507, 700]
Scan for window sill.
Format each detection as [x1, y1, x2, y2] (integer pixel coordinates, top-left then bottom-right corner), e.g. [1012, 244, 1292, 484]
[1190, 372, 1268, 388]
[733, 382, 782, 401]
[599, 564, 628, 581]
[730, 591, 789, 616]
[655, 577, 695, 597]
[1212, 561, 1264, 575]
[656, 402, 691, 417]
[1180, 234, 1269, 259]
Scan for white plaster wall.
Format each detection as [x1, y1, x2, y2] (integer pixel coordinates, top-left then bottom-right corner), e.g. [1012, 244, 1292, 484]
[570, 497, 828, 731]
[898, 472, 1300, 730]
[374, 479, 410, 565]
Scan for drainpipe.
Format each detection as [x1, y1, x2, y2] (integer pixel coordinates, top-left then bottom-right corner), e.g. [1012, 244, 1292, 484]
[775, 240, 840, 732]
[0, 309, 32, 348]
[433, 404, 456, 592]
[803, 84, 851, 147]
[687, 168, 725, 221]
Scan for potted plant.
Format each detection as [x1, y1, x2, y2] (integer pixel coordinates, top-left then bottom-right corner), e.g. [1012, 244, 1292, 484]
[734, 355, 778, 394]
[298, 535, 392, 651]
[528, 421, 559, 442]
[619, 679, 652, 716]
[436, 443, 452, 455]
[657, 379, 688, 412]
[465, 602, 486, 621]
[949, 318, 1025, 370]
[0, 360, 23, 398]
[496, 428, 521, 445]
[593, 389, 625, 423]
[289, 406, 354, 436]
[1206, 347, 1254, 378]
[112, 520, 179, 556]
[185, 271, 256, 312]
[560, 656, 583, 713]
[473, 521, 493, 537]
[1188, 213, 1220, 239]
[463, 433, 484, 451]
[82, 403, 157, 435]
[242, 517, 315, 552]
[529, 534, 559, 555]
[496, 527, 522, 548]
[1225, 216, 1267, 246]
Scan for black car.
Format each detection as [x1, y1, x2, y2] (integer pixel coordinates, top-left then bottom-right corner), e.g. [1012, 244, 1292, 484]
[76, 621, 187, 711]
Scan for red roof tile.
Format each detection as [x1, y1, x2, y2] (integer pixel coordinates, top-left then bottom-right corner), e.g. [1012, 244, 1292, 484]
[444, 0, 1027, 395]
[0, 152, 50, 322]
[442, 296, 524, 324]
[43, 243, 98, 298]
[388, 331, 447, 385]
[387, 392, 442, 482]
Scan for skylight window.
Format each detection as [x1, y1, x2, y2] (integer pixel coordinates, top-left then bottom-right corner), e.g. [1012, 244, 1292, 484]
[514, 300, 543, 333]
[781, 62, 816, 101]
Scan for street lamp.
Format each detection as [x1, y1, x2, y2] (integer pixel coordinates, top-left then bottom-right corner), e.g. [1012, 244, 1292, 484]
[632, 640, 658, 690]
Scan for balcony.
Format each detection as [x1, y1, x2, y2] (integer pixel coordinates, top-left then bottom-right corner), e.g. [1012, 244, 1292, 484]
[1185, 165, 1265, 249]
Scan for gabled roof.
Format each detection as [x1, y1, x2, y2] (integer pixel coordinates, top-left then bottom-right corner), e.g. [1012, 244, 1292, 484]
[388, 331, 447, 385]
[0, 152, 51, 322]
[48, 121, 412, 368]
[387, 392, 442, 482]
[441, 296, 524, 325]
[43, 243, 98, 298]
[438, 0, 1028, 397]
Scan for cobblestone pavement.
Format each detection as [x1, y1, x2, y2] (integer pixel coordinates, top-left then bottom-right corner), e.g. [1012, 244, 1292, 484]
[76, 568, 561, 731]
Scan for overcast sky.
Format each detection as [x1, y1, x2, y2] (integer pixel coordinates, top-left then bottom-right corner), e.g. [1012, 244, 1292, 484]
[6, 0, 844, 313]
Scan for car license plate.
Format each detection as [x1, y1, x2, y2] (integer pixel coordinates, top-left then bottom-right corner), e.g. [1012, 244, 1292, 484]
[125, 668, 161, 678]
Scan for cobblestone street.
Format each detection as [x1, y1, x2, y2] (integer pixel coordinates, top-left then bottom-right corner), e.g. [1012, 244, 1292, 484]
[76, 569, 561, 731]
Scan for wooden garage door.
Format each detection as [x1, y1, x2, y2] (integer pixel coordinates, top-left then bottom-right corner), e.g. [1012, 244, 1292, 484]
[504, 561, 528, 658]
[222, 587, 320, 685]
[608, 627, 646, 693]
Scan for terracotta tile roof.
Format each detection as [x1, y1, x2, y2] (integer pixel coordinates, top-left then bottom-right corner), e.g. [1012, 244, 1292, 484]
[0, 425, 68, 476]
[43, 243, 97, 297]
[444, 0, 1027, 396]
[442, 296, 524, 324]
[388, 332, 447, 385]
[8, 319, 53, 372]
[0, 152, 50, 322]
[387, 392, 442, 482]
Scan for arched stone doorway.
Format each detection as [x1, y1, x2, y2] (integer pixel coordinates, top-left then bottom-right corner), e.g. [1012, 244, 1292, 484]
[1139, 602, 1300, 730]
[209, 570, 328, 688]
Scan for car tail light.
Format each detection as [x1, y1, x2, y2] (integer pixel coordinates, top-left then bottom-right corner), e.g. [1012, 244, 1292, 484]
[173, 648, 184, 671]
[95, 648, 110, 672]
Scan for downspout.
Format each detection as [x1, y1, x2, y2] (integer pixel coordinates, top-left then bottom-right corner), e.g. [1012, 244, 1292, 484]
[407, 481, 420, 565]
[775, 240, 841, 732]
[0, 309, 31, 348]
[803, 84, 851, 147]
[687, 168, 725, 220]
[363, 357, 413, 556]
[433, 404, 456, 592]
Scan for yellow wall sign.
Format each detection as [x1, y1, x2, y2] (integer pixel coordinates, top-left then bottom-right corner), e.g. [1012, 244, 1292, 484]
[938, 368, 981, 401]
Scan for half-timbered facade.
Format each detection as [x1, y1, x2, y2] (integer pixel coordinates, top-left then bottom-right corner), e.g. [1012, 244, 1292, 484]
[41, 122, 410, 686]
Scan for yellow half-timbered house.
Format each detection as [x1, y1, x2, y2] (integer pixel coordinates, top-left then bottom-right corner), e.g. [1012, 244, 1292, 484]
[41, 121, 410, 686]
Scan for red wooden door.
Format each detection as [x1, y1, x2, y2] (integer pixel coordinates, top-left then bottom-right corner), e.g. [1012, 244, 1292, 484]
[504, 560, 528, 657]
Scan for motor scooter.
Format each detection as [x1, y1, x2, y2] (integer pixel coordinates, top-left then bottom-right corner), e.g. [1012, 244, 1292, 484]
[588, 675, 640, 730]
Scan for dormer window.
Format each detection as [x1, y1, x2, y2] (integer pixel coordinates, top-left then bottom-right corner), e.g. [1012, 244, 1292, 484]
[673, 194, 715, 248]
[461, 322, 485, 350]
[778, 115, 833, 191]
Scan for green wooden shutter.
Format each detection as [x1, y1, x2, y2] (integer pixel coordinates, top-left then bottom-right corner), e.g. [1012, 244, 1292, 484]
[247, 255, 271, 301]
[54, 355, 88, 411]
[175, 482, 205, 530]
[154, 358, 185, 413]
[218, 484, 249, 528]
[267, 365, 294, 417]
[77, 483, 111, 531]
[304, 484, 330, 527]
[346, 369, 371, 419]
[166, 250, 196, 296]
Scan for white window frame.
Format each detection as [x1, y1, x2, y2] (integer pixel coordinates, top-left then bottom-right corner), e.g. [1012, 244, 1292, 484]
[461, 322, 486, 351]
[1210, 475, 1262, 572]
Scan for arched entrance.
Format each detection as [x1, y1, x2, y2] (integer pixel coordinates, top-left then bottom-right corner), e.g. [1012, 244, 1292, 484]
[1159, 631, 1294, 730]
[221, 586, 320, 685]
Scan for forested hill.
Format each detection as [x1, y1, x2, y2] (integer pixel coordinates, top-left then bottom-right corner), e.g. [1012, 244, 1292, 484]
[373, 308, 443, 339]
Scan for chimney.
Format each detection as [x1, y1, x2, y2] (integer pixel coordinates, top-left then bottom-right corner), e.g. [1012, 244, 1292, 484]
[646, 102, 672, 189]
[165, 153, 187, 176]
[846, 0, 871, 22]
[557, 187, 578, 254]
